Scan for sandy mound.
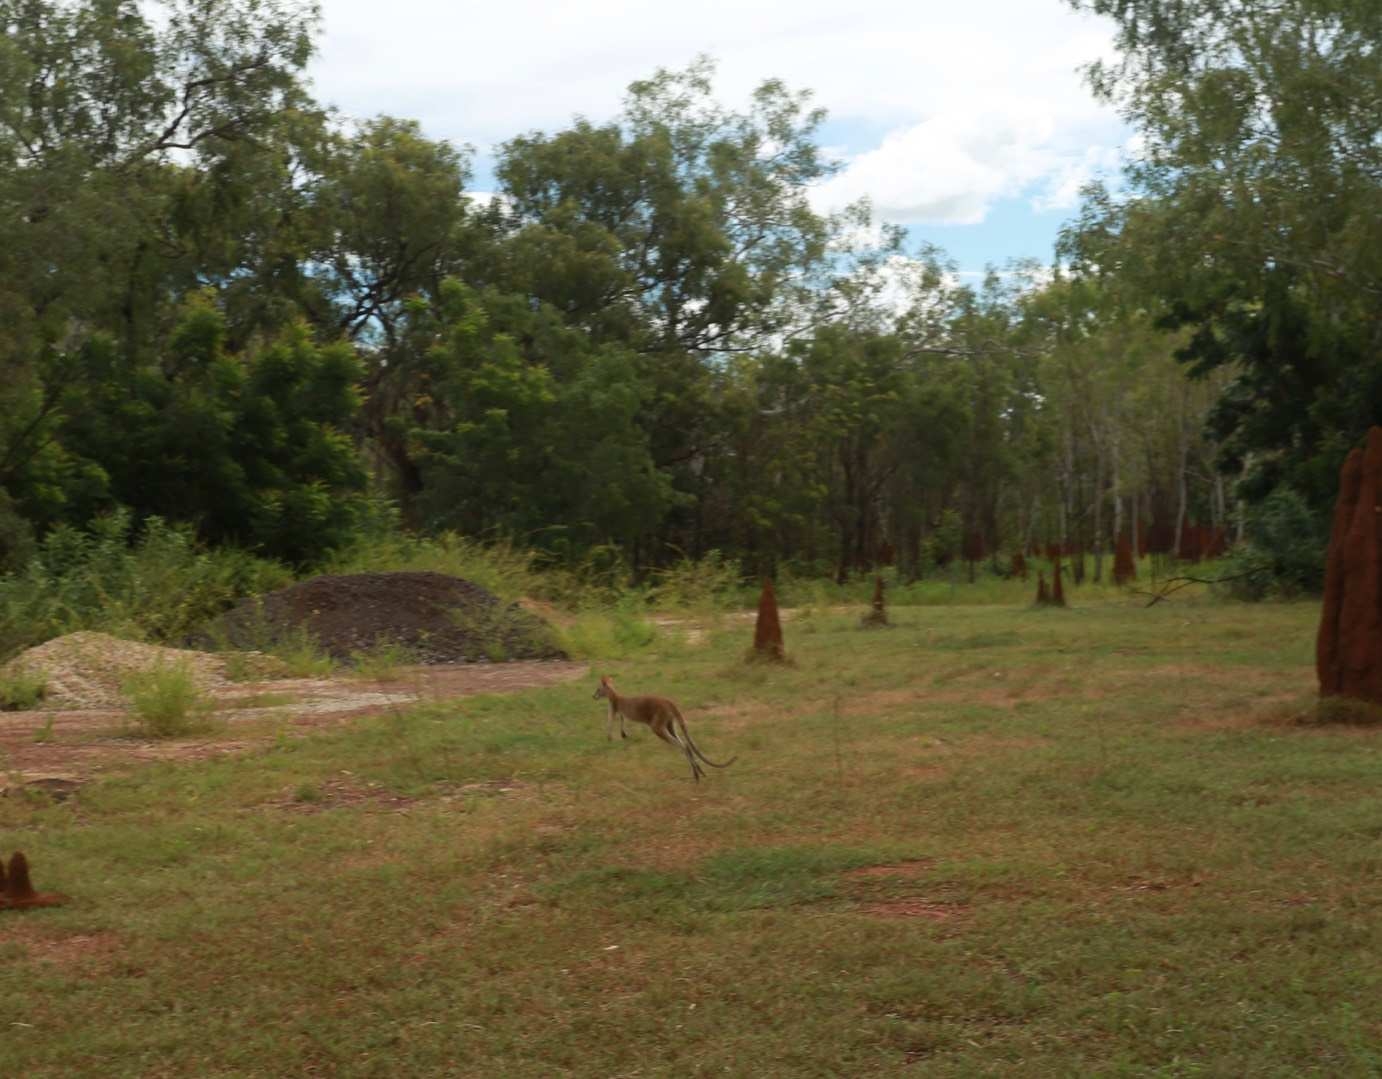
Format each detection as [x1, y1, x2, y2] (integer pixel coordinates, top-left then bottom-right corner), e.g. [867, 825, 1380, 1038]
[2, 632, 229, 710]
[192, 571, 566, 663]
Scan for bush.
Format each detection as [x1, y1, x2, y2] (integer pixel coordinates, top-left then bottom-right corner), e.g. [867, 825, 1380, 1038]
[0, 669, 47, 711]
[649, 550, 744, 610]
[268, 628, 337, 678]
[350, 638, 418, 681]
[0, 509, 291, 661]
[1222, 489, 1328, 599]
[323, 529, 543, 603]
[121, 662, 216, 738]
[556, 602, 659, 659]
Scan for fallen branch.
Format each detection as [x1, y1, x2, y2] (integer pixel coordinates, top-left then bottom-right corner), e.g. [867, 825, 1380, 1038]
[1133, 565, 1271, 607]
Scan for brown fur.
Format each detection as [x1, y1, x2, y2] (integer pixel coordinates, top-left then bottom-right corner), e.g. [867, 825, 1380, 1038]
[2, 851, 69, 911]
[593, 676, 735, 782]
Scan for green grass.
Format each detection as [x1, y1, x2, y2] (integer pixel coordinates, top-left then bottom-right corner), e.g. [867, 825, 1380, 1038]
[348, 638, 418, 682]
[2, 596, 1378, 1076]
[0, 667, 47, 710]
[119, 662, 217, 738]
[267, 627, 337, 679]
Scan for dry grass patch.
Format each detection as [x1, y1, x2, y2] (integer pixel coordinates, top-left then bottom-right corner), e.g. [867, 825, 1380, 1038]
[0, 929, 123, 968]
[856, 899, 964, 921]
[845, 859, 937, 880]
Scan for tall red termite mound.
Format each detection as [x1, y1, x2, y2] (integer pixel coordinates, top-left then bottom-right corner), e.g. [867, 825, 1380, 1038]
[861, 575, 888, 627]
[749, 578, 787, 663]
[1034, 571, 1051, 606]
[1317, 428, 1382, 704]
[1113, 533, 1137, 586]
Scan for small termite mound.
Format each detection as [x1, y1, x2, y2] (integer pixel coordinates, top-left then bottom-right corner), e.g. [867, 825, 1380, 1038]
[1113, 532, 1137, 586]
[860, 575, 889, 628]
[746, 578, 790, 664]
[1, 852, 70, 911]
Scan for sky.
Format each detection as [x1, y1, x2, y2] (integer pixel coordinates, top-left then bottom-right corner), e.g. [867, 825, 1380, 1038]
[307, 0, 1131, 276]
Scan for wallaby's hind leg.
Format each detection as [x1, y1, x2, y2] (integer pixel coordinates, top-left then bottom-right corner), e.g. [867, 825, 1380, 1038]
[652, 722, 703, 781]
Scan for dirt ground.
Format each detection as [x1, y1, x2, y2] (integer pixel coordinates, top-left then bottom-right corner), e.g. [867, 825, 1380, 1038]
[0, 660, 588, 795]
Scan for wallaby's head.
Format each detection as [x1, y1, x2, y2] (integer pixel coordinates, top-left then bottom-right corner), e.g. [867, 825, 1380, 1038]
[593, 675, 615, 700]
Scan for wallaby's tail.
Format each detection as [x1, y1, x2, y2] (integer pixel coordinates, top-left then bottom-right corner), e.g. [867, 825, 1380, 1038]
[675, 709, 736, 769]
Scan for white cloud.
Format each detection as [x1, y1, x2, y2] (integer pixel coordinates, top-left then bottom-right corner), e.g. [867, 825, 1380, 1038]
[308, 0, 1129, 229]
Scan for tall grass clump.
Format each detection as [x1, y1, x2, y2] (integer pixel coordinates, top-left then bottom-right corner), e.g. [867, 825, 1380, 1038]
[0, 669, 47, 711]
[268, 627, 337, 678]
[0, 509, 290, 662]
[121, 662, 216, 738]
[648, 549, 746, 611]
[323, 529, 544, 602]
[349, 637, 418, 681]
[556, 600, 659, 659]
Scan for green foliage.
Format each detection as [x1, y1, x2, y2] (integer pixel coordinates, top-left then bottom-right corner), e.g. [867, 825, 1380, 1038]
[266, 629, 337, 679]
[349, 639, 418, 682]
[1065, 0, 1382, 521]
[324, 530, 543, 602]
[555, 603, 659, 659]
[1221, 489, 1328, 600]
[0, 668, 47, 711]
[649, 550, 744, 610]
[0, 0, 1361, 596]
[0, 509, 290, 661]
[924, 509, 964, 571]
[121, 663, 216, 738]
[55, 302, 369, 564]
[0, 490, 36, 573]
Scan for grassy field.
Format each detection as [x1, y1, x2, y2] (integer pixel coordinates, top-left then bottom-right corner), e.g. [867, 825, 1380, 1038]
[1, 596, 1378, 1077]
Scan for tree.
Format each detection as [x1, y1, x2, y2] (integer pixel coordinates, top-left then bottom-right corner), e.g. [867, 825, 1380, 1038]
[1065, 0, 1382, 518]
[55, 294, 367, 563]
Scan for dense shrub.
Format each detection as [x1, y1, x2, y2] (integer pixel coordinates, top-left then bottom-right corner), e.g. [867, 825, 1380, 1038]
[0, 510, 290, 661]
[1223, 489, 1327, 599]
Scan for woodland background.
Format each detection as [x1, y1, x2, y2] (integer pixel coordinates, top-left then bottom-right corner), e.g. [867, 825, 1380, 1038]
[1, 0, 1378, 605]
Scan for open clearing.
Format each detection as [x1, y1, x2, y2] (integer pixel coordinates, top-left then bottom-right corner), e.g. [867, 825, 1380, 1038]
[0, 660, 588, 790]
[1, 599, 1378, 1077]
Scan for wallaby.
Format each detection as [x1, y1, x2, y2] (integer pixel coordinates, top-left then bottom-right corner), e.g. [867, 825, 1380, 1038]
[592, 675, 735, 782]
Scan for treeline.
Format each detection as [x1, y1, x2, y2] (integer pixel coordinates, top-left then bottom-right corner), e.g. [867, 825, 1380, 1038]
[1, 0, 1376, 587]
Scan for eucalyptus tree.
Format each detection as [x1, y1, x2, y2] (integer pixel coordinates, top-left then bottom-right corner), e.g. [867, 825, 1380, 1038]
[1065, 0, 1382, 515]
[494, 59, 840, 559]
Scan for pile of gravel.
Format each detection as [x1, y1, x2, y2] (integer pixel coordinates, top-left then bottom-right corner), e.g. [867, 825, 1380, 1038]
[1, 632, 229, 710]
[191, 571, 566, 664]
